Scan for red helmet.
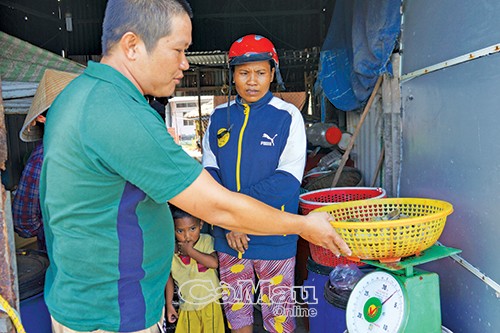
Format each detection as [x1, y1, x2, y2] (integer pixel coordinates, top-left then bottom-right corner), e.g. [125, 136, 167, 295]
[228, 34, 279, 67]
[228, 34, 285, 90]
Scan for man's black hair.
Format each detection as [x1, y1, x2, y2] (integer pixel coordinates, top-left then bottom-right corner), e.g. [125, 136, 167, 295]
[170, 204, 194, 220]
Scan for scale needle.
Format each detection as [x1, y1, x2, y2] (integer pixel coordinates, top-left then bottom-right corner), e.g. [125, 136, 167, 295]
[381, 290, 397, 306]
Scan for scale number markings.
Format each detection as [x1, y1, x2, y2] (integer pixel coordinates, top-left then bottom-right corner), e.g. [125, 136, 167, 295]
[346, 271, 406, 333]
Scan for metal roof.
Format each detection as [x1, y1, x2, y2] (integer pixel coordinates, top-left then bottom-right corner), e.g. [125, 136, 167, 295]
[186, 49, 320, 67]
[1, 81, 37, 115]
[186, 51, 228, 67]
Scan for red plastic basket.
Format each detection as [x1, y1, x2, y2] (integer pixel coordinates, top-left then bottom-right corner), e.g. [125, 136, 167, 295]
[299, 187, 387, 267]
[299, 187, 387, 215]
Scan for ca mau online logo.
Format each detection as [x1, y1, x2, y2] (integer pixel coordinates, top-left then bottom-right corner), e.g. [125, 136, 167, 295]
[176, 279, 319, 317]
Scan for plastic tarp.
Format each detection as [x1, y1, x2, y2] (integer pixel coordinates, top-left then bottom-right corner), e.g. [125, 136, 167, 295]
[316, 0, 401, 111]
[0, 31, 84, 82]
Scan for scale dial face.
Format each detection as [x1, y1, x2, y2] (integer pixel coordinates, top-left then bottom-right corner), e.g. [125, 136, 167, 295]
[346, 271, 407, 333]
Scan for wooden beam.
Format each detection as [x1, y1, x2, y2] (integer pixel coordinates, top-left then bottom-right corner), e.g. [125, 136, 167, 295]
[0, 78, 17, 333]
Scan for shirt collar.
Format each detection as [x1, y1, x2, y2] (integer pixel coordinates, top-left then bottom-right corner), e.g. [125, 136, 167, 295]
[235, 90, 273, 109]
[84, 61, 148, 105]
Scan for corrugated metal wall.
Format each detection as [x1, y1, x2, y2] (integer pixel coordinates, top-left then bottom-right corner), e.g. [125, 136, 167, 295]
[0, 0, 63, 55]
[1, 1, 330, 94]
[65, 0, 106, 55]
[0, 0, 333, 57]
[190, 0, 333, 51]
[346, 96, 383, 189]
[399, 1, 500, 332]
[1, 83, 38, 191]
[344, 55, 401, 196]
[3, 114, 37, 191]
[0, 0, 104, 56]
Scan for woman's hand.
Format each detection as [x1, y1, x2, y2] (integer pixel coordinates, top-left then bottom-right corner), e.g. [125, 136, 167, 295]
[226, 231, 250, 254]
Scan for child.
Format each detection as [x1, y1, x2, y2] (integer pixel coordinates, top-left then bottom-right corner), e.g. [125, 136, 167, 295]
[166, 205, 225, 333]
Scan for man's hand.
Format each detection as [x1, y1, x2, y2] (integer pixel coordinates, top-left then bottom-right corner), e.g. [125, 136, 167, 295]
[299, 211, 352, 257]
[226, 231, 250, 253]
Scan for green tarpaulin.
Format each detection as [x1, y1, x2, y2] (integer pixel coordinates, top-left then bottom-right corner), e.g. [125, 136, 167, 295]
[0, 31, 84, 82]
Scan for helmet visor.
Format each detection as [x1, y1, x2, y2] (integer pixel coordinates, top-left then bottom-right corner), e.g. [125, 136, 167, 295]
[229, 52, 274, 66]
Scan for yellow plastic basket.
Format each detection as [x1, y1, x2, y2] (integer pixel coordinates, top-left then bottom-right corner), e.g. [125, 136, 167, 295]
[313, 198, 454, 262]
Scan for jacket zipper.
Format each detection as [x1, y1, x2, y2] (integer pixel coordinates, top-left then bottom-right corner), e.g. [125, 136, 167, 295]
[235, 104, 251, 259]
[236, 104, 250, 192]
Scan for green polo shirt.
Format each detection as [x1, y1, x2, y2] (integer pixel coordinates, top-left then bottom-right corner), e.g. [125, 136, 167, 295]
[40, 61, 203, 331]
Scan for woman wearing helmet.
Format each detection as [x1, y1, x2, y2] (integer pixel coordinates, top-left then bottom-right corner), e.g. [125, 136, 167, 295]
[202, 34, 306, 333]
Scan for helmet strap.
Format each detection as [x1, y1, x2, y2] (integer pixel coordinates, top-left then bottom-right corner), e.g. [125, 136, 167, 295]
[275, 67, 286, 91]
[221, 69, 234, 137]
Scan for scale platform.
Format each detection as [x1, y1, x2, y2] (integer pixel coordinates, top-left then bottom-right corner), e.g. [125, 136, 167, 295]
[361, 244, 462, 276]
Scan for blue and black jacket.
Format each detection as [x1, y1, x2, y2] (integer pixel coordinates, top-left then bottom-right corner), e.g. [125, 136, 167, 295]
[202, 91, 306, 260]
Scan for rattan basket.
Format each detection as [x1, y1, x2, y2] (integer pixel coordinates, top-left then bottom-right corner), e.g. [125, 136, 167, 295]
[313, 198, 453, 262]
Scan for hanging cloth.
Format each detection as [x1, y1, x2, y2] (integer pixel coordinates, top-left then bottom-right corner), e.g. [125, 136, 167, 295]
[315, 0, 401, 111]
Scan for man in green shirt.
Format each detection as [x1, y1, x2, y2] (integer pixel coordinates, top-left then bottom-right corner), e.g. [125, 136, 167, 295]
[40, 1, 351, 332]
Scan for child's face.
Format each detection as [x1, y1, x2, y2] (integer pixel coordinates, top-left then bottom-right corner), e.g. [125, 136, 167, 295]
[174, 217, 202, 243]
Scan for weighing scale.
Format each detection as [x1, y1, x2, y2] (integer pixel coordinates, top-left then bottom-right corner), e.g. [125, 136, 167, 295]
[345, 245, 461, 333]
